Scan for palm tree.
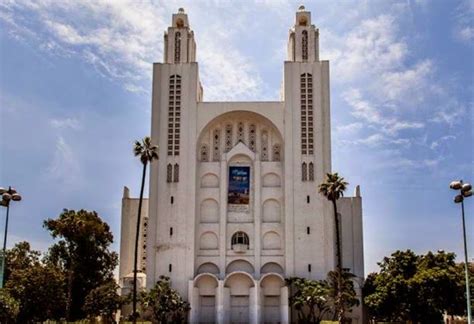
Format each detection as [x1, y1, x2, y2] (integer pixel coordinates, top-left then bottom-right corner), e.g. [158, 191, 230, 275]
[132, 136, 158, 322]
[318, 172, 348, 322]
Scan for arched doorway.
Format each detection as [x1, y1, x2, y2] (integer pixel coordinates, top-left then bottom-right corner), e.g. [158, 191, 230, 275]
[194, 273, 218, 324]
[224, 272, 255, 324]
[260, 273, 285, 324]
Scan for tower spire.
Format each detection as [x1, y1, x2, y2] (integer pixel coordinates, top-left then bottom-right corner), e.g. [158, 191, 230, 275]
[287, 5, 319, 62]
[163, 8, 196, 64]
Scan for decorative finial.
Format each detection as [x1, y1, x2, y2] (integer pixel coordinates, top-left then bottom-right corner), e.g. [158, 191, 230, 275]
[178, 7, 185, 13]
[298, 5, 305, 11]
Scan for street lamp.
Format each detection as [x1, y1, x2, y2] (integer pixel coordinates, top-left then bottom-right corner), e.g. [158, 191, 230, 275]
[0, 186, 22, 288]
[450, 180, 472, 323]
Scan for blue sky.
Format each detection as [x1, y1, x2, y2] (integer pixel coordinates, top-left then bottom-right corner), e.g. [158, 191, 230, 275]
[0, 0, 472, 274]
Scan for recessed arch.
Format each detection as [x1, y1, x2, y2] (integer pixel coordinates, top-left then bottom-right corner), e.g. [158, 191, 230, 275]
[200, 232, 218, 250]
[196, 262, 220, 276]
[200, 199, 219, 223]
[263, 173, 281, 187]
[226, 259, 254, 274]
[262, 231, 281, 250]
[260, 262, 284, 275]
[201, 173, 219, 188]
[262, 199, 281, 223]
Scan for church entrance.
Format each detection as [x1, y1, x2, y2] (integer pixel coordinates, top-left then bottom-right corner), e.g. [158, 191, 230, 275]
[230, 295, 249, 324]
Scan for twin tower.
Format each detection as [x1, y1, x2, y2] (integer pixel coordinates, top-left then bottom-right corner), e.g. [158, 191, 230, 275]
[119, 6, 364, 324]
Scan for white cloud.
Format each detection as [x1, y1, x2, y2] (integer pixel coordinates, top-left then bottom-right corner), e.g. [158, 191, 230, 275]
[50, 117, 81, 130]
[46, 136, 81, 186]
[381, 60, 434, 101]
[452, 0, 474, 43]
[430, 135, 456, 150]
[336, 122, 363, 134]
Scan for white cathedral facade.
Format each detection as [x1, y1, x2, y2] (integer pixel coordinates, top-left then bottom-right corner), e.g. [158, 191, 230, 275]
[119, 6, 364, 324]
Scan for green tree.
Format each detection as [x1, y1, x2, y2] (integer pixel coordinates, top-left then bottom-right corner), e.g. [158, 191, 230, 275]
[83, 279, 123, 323]
[326, 269, 359, 321]
[364, 250, 467, 323]
[286, 277, 330, 324]
[141, 276, 189, 324]
[0, 289, 19, 323]
[44, 209, 118, 320]
[3, 242, 66, 323]
[318, 172, 348, 322]
[132, 136, 158, 321]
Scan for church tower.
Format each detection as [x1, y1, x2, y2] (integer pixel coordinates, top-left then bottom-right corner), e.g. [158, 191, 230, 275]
[147, 7, 202, 296]
[283, 5, 334, 278]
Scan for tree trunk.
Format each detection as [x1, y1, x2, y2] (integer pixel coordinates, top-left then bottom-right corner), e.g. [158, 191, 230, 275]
[331, 198, 344, 323]
[132, 162, 148, 323]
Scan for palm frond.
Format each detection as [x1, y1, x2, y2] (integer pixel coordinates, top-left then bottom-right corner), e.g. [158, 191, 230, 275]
[133, 136, 159, 165]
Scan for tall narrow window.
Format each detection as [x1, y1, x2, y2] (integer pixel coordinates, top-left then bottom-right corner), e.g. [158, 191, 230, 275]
[237, 122, 245, 144]
[300, 73, 313, 155]
[168, 75, 181, 156]
[273, 144, 281, 162]
[213, 129, 220, 162]
[261, 130, 269, 161]
[200, 144, 209, 162]
[173, 163, 179, 182]
[167, 164, 172, 183]
[174, 32, 181, 63]
[302, 30, 308, 61]
[302, 162, 307, 181]
[249, 124, 256, 152]
[309, 162, 314, 181]
[225, 124, 233, 152]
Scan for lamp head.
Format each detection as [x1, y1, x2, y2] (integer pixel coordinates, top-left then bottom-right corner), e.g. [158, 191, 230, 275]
[461, 183, 472, 193]
[2, 193, 11, 201]
[454, 194, 464, 203]
[462, 190, 473, 198]
[0, 187, 6, 195]
[450, 181, 462, 190]
[11, 194, 21, 201]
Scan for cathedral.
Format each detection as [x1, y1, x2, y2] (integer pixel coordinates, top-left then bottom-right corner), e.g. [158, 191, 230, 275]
[119, 6, 364, 324]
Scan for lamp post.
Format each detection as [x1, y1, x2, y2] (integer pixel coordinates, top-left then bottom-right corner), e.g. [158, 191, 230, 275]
[0, 186, 22, 288]
[450, 180, 472, 323]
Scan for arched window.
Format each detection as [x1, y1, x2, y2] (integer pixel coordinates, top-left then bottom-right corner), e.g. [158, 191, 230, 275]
[174, 32, 181, 63]
[237, 122, 245, 144]
[167, 164, 172, 183]
[309, 162, 314, 181]
[168, 75, 181, 156]
[173, 163, 179, 182]
[225, 124, 233, 152]
[272, 144, 281, 162]
[213, 129, 220, 162]
[249, 124, 256, 152]
[302, 162, 307, 181]
[200, 144, 209, 162]
[300, 73, 313, 155]
[302, 30, 308, 61]
[231, 231, 249, 249]
[261, 130, 269, 161]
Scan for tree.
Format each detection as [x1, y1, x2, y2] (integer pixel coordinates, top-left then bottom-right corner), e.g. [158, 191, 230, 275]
[286, 277, 330, 323]
[132, 136, 158, 321]
[318, 172, 348, 322]
[83, 279, 123, 323]
[44, 209, 118, 320]
[326, 269, 359, 321]
[141, 276, 189, 324]
[3, 242, 66, 322]
[364, 250, 467, 323]
[6, 263, 66, 322]
[0, 289, 19, 323]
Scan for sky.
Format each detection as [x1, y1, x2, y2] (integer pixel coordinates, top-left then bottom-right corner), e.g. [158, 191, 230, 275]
[0, 0, 473, 274]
